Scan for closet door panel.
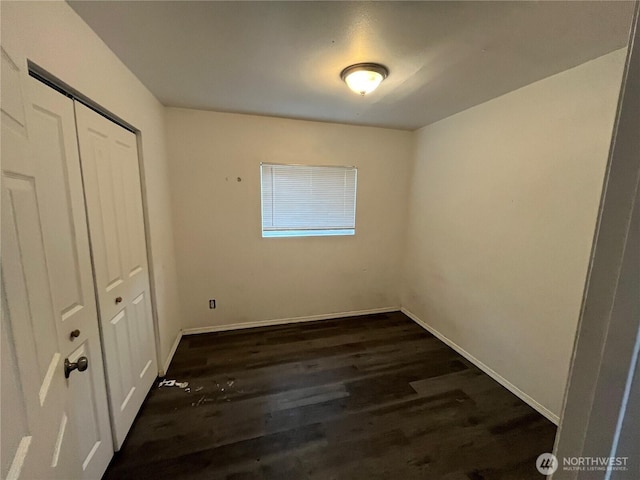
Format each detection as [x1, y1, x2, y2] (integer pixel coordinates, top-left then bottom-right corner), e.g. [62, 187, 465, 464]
[75, 102, 158, 450]
[27, 76, 115, 480]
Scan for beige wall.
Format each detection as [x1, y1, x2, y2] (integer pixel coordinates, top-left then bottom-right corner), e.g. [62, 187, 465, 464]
[1, 1, 183, 371]
[401, 49, 627, 420]
[165, 108, 412, 329]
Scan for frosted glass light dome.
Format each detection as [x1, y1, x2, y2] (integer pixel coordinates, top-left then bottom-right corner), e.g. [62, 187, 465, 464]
[340, 63, 389, 96]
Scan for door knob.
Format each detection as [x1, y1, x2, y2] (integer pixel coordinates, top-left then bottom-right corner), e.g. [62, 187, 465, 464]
[115, 296, 123, 304]
[69, 329, 80, 341]
[64, 356, 88, 378]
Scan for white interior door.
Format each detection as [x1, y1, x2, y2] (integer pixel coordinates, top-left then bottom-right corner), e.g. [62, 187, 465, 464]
[74, 102, 158, 450]
[1, 48, 113, 480]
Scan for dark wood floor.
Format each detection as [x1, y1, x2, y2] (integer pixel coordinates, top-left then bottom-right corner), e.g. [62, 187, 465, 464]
[103, 312, 556, 480]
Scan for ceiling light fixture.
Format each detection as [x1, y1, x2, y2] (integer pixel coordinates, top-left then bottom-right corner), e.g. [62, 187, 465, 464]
[340, 63, 389, 96]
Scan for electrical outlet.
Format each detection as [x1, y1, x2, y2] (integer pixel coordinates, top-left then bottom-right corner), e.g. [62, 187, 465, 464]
[209, 299, 216, 309]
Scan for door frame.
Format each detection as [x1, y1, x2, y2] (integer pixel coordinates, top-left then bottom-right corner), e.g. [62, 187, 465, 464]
[552, 3, 640, 479]
[27, 61, 166, 377]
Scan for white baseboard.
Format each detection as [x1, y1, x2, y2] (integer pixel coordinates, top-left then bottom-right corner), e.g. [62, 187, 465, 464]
[181, 307, 399, 336]
[401, 307, 560, 425]
[160, 330, 183, 376]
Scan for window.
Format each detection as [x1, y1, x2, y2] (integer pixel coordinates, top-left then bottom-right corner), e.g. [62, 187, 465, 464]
[261, 163, 357, 238]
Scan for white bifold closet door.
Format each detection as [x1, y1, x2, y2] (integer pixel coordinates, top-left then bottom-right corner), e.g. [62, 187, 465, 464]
[1, 49, 113, 480]
[74, 102, 158, 450]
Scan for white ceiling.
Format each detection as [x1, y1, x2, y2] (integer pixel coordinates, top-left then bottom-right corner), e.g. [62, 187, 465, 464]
[68, 1, 634, 130]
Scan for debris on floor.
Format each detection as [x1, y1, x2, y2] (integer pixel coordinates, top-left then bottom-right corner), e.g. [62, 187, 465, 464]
[158, 379, 189, 389]
[163, 376, 242, 406]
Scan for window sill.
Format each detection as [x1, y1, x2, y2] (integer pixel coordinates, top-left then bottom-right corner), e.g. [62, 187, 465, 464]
[262, 229, 355, 238]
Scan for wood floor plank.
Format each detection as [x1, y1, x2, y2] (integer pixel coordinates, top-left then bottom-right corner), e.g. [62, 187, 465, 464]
[103, 312, 556, 480]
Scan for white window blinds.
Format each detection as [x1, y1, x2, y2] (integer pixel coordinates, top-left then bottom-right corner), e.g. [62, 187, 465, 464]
[261, 163, 357, 238]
